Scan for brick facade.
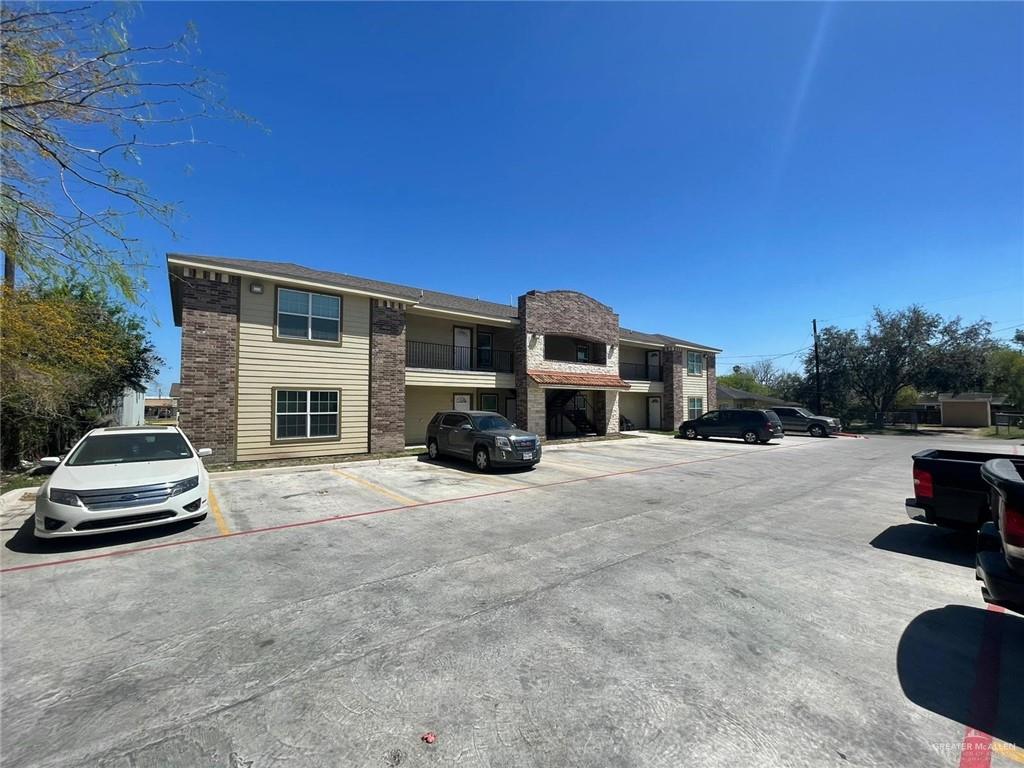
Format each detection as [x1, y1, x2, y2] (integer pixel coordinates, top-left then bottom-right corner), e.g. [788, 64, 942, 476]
[662, 347, 687, 431]
[370, 300, 407, 453]
[706, 354, 717, 411]
[178, 273, 240, 463]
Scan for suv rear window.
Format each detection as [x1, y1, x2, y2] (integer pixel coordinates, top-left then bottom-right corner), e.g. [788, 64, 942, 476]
[765, 411, 782, 424]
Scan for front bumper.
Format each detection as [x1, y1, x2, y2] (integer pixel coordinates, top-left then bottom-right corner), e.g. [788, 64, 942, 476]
[977, 549, 1024, 612]
[34, 491, 209, 538]
[492, 444, 542, 466]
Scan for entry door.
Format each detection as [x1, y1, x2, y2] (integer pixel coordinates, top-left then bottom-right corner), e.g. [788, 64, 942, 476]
[647, 397, 661, 429]
[646, 351, 660, 381]
[505, 397, 517, 424]
[453, 327, 472, 370]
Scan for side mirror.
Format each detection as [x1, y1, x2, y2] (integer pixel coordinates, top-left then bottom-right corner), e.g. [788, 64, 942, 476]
[459, 423, 472, 431]
[197, 448, 213, 458]
[39, 457, 62, 467]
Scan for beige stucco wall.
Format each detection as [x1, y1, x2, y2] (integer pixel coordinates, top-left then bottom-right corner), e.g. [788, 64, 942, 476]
[618, 392, 647, 428]
[618, 343, 658, 366]
[940, 401, 990, 427]
[236, 278, 370, 460]
[405, 386, 516, 444]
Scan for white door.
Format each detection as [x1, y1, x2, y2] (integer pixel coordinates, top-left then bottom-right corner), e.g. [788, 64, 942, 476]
[647, 397, 661, 429]
[453, 327, 472, 370]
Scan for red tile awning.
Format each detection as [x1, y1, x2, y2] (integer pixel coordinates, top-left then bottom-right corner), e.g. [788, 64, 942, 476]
[527, 370, 631, 390]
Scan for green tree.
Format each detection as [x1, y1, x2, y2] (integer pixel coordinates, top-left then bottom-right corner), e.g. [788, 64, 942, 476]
[1, 3, 250, 299]
[717, 370, 771, 395]
[987, 347, 1024, 410]
[0, 283, 161, 466]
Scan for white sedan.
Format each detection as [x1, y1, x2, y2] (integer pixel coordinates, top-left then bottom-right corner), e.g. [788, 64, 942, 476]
[34, 426, 212, 539]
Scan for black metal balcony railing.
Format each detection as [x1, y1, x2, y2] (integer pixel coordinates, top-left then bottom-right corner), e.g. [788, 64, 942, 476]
[406, 340, 514, 373]
[619, 362, 663, 381]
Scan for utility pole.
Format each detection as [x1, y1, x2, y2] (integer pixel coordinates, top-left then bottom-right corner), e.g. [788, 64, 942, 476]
[812, 318, 822, 414]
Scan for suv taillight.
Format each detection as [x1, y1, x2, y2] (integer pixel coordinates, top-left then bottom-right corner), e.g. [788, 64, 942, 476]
[1004, 502, 1024, 548]
[913, 468, 933, 499]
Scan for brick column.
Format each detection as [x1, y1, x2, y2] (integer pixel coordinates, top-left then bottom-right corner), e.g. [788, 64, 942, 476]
[370, 300, 407, 453]
[662, 346, 686, 430]
[706, 354, 717, 411]
[178, 274, 240, 463]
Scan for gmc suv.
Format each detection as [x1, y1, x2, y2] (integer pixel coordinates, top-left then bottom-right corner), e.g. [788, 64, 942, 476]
[426, 411, 541, 471]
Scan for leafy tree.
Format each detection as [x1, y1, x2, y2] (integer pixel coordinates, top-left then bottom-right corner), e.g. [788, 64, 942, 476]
[1, 3, 249, 299]
[717, 371, 771, 395]
[987, 346, 1024, 410]
[773, 371, 812, 406]
[747, 359, 781, 389]
[921, 316, 994, 395]
[803, 326, 859, 419]
[0, 283, 161, 466]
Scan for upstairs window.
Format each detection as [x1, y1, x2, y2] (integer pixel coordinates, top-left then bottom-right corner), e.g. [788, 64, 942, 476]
[277, 288, 341, 342]
[687, 351, 704, 375]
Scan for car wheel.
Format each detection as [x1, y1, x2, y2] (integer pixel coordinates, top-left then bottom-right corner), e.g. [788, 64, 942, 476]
[427, 439, 439, 459]
[809, 424, 826, 438]
[742, 430, 759, 444]
[474, 446, 491, 472]
[684, 427, 698, 439]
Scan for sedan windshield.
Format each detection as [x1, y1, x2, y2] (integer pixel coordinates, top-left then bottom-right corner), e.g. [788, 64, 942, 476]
[67, 433, 194, 466]
[474, 414, 514, 431]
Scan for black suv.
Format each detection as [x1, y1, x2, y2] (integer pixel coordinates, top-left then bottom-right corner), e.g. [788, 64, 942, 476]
[426, 411, 541, 471]
[679, 409, 784, 444]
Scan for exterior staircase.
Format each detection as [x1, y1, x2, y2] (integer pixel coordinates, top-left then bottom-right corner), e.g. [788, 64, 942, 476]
[547, 390, 597, 437]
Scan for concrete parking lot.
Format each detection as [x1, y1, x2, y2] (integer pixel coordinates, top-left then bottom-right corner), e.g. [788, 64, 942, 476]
[2, 432, 1022, 767]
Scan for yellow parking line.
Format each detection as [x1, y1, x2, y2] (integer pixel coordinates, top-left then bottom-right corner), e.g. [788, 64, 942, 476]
[208, 489, 231, 536]
[995, 741, 1024, 764]
[330, 469, 419, 507]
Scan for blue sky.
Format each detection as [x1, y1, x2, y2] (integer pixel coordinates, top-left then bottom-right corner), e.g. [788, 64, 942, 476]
[123, 2, 1022, 392]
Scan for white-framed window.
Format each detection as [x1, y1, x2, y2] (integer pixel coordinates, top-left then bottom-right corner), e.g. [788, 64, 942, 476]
[687, 351, 704, 375]
[277, 288, 341, 342]
[275, 389, 339, 440]
[479, 393, 499, 412]
[688, 397, 703, 420]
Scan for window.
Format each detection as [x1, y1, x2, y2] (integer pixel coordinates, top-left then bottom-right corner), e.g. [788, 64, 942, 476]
[688, 397, 704, 420]
[687, 351, 704, 375]
[441, 413, 469, 428]
[576, 343, 590, 363]
[277, 288, 341, 342]
[479, 393, 498, 412]
[275, 390, 339, 440]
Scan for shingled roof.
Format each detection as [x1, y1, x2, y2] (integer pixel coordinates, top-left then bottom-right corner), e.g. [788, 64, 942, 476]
[618, 327, 721, 352]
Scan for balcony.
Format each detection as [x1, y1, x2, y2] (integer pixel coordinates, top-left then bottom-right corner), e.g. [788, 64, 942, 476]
[619, 362, 662, 381]
[406, 340, 514, 373]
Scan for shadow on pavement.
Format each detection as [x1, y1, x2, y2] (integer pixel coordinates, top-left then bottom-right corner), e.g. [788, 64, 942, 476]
[870, 523, 976, 568]
[416, 454, 536, 476]
[898, 605, 1024, 748]
[4, 515, 202, 556]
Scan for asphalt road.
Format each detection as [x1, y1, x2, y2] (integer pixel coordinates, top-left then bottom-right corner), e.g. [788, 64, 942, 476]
[2, 432, 1021, 768]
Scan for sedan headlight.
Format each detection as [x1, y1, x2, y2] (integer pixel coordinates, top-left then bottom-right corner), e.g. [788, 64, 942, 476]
[494, 437, 512, 451]
[49, 488, 80, 506]
[170, 475, 200, 497]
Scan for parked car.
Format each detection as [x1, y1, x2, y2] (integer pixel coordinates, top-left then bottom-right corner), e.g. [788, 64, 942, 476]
[977, 458, 1024, 613]
[769, 406, 841, 437]
[905, 448, 1024, 530]
[426, 411, 541, 471]
[34, 426, 211, 539]
[679, 409, 784, 444]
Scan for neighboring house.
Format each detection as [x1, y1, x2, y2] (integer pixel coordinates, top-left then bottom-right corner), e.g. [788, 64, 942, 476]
[716, 384, 799, 411]
[167, 253, 720, 462]
[915, 392, 1009, 428]
[144, 397, 178, 421]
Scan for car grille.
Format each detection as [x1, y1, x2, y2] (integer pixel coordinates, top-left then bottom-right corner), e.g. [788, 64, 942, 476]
[75, 482, 177, 511]
[75, 511, 177, 531]
[513, 438, 538, 451]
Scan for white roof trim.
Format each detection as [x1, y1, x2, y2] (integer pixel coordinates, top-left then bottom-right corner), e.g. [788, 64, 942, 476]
[168, 256, 419, 304]
[407, 304, 518, 325]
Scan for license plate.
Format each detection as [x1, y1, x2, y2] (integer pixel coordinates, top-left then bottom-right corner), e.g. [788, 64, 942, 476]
[522, 452, 533, 460]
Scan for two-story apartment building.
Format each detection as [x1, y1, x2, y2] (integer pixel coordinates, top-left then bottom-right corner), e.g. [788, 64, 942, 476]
[168, 254, 720, 463]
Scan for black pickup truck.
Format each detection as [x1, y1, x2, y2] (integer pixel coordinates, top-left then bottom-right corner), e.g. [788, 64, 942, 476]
[906, 448, 1024, 530]
[976, 459, 1024, 612]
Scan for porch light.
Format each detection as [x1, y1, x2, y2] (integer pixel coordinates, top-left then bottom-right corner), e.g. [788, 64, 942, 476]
[250, 282, 264, 295]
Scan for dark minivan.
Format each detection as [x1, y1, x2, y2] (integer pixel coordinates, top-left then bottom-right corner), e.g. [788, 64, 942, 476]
[426, 411, 541, 471]
[679, 409, 784, 444]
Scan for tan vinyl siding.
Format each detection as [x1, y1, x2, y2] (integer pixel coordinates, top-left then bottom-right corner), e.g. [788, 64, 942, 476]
[236, 278, 370, 460]
[405, 369, 514, 389]
[681, 348, 708, 407]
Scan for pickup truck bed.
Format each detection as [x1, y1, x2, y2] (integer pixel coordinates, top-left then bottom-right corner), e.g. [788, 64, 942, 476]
[906, 448, 1024, 530]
